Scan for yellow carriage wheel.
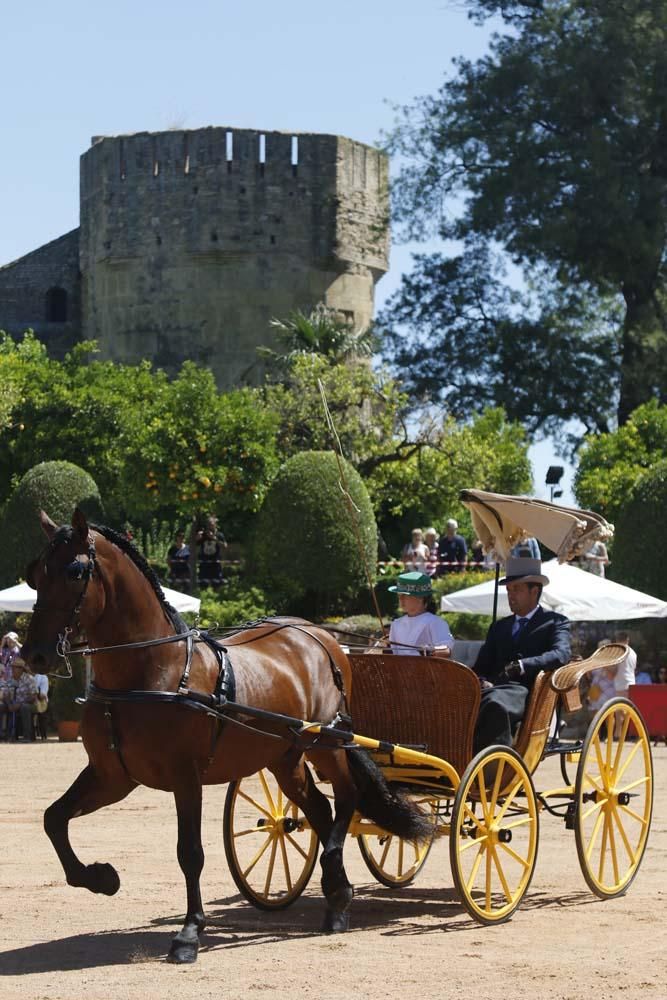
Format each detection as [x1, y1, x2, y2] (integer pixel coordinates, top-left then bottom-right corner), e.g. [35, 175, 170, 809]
[223, 769, 319, 910]
[450, 747, 539, 924]
[357, 796, 437, 887]
[574, 697, 653, 899]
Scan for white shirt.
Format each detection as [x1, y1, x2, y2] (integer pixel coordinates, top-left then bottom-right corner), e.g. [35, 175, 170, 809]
[389, 612, 454, 656]
[615, 645, 637, 692]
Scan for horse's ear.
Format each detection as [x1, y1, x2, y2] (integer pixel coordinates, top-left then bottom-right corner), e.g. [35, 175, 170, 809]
[39, 511, 57, 539]
[72, 508, 89, 541]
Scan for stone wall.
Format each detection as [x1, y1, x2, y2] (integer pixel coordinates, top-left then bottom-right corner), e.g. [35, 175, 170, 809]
[0, 230, 81, 356]
[79, 127, 389, 387]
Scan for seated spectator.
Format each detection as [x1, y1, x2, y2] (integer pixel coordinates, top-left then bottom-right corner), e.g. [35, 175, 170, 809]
[470, 538, 485, 566]
[401, 528, 429, 572]
[197, 517, 227, 587]
[511, 536, 540, 559]
[388, 572, 454, 657]
[0, 658, 37, 741]
[167, 531, 191, 588]
[654, 665, 667, 684]
[436, 519, 467, 574]
[424, 527, 439, 577]
[1, 631, 21, 683]
[585, 639, 617, 712]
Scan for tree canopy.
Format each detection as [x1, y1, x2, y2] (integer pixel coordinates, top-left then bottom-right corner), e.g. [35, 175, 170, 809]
[385, 0, 667, 427]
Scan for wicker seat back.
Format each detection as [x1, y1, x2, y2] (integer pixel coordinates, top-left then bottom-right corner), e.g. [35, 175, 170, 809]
[348, 654, 480, 777]
[512, 672, 558, 773]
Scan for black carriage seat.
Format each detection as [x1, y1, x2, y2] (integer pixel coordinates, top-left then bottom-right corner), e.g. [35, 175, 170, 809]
[347, 653, 481, 780]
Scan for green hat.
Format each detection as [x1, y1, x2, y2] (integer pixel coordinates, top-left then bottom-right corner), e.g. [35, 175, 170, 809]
[388, 571, 433, 597]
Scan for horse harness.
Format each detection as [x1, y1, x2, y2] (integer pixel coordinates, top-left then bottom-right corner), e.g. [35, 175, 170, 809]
[73, 620, 353, 773]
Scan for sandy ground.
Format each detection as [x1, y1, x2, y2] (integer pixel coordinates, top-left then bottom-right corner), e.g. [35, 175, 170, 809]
[0, 740, 665, 1000]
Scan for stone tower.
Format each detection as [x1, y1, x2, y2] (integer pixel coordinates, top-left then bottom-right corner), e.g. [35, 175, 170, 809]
[79, 127, 389, 387]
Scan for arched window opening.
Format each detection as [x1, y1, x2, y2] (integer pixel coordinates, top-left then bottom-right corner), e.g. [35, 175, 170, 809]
[46, 287, 68, 323]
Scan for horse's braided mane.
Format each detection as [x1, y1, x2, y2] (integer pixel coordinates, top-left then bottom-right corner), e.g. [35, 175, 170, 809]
[52, 523, 188, 635]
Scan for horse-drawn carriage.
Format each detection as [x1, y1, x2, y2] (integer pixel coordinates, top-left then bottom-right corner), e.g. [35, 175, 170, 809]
[224, 642, 653, 924]
[21, 490, 653, 962]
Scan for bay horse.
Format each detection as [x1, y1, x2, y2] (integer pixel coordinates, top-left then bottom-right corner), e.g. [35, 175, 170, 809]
[21, 510, 431, 964]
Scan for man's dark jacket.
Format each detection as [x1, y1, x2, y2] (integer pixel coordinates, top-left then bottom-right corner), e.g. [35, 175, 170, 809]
[474, 607, 571, 687]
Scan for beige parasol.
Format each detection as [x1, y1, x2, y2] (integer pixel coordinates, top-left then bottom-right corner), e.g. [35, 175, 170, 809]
[459, 489, 613, 562]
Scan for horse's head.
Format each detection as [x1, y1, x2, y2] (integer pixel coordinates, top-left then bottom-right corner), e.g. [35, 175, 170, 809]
[21, 509, 104, 672]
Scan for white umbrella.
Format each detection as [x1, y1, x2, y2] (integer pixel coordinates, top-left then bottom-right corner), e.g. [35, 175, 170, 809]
[440, 559, 667, 621]
[0, 581, 200, 615]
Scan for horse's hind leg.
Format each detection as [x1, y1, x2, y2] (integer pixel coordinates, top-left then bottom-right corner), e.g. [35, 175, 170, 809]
[44, 764, 136, 895]
[167, 774, 206, 965]
[274, 748, 357, 933]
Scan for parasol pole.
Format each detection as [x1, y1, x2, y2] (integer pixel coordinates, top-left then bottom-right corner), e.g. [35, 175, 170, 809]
[318, 379, 386, 638]
[492, 561, 500, 624]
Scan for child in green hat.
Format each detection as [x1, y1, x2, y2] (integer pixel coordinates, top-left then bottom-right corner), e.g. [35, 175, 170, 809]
[388, 572, 454, 657]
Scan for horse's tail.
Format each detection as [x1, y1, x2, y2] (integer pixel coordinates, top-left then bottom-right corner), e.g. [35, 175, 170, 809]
[346, 747, 433, 844]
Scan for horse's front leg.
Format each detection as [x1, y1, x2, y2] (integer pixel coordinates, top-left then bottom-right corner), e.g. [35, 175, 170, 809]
[44, 763, 136, 895]
[167, 776, 206, 965]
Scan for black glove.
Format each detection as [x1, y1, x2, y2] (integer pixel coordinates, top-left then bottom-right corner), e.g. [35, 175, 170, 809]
[501, 660, 523, 682]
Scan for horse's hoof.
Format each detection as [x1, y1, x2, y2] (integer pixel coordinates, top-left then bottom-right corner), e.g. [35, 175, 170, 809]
[87, 862, 120, 895]
[167, 941, 199, 964]
[322, 908, 350, 934]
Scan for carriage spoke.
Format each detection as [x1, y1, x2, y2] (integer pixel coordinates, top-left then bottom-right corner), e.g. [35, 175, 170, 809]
[285, 832, 311, 861]
[582, 769, 604, 794]
[489, 760, 506, 815]
[611, 714, 631, 774]
[611, 805, 635, 863]
[465, 842, 485, 891]
[605, 717, 614, 772]
[379, 835, 393, 869]
[477, 775, 490, 823]
[259, 771, 277, 814]
[615, 741, 641, 782]
[278, 831, 293, 893]
[597, 813, 609, 882]
[607, 812, 620, 884]
[233, 826, 272, 839]
[490, 845, 512, 904]
[581, 797, 607, 822]
[463, 804, 484, 830]
[485, 843, 492, 911]
[242, 830, 274, 878]
[263, 834, 279, 896]
[236, 787, 274, 822]
[459, 831, 489, 853]
[495, 778, 523, 824]
[498, 840, 531, 870]
[502, 815, 534, 831]
[397, 837, 404, 878]
[584, 808, 605, 863]
[619, 802, 647, 825]
[594, 738, 607, 784]
[616, 774, 650, 794]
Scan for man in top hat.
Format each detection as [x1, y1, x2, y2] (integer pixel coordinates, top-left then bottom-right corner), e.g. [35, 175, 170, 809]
[472, 557, 571, 752]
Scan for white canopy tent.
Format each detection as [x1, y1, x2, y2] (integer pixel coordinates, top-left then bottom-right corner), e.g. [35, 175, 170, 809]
[0, 581, 200, 615]
[440, 559, 667, 621]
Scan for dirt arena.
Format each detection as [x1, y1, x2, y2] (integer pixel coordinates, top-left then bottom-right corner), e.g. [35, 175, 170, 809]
[1, 741, 665, 1000]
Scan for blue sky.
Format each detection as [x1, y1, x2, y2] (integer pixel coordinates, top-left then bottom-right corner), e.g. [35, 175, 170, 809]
[2, 0, 573, 500]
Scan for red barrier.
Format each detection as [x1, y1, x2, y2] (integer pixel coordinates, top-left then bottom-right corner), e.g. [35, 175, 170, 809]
[629, 684, 667, 745]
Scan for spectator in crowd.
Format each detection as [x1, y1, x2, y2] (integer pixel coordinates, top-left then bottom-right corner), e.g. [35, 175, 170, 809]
[583, 539, 610, 577]
[388, 572, 454, 657]
[470, 537, 485, 567]
[614, 631, 637, 699]
[585, 639, 618, 712]
[0, 658, 37, 741]
[511, 536, 540, 559]
[634, 663, 654, 685]
[1, 631, 21, 683]
[33, 670, 49, 739]
[436, 519, 467, 575]
[654, 665, 667, 684]
[424, 527, 439, 576]
[167, 531, 191, 589]
[197, 516, 227, 587]
[401, 528, 429, 572]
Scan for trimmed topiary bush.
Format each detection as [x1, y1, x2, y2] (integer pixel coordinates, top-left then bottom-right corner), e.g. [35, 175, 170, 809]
[612, 459, 667, 600]
[0, 461, 104, 585]
[247, 450, 377, 616]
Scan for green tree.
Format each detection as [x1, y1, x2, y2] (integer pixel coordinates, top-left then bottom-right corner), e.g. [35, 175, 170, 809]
[0, 337, 280, 533]
[611, 459, 667, 599]
[0, 460, 104, 585]
[575, 400, 667, 523]
[261, 303, 376, 370]
[247, 451, 377, 616]
[380, 240, 621, 450]
[386, 0, 667, 424]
